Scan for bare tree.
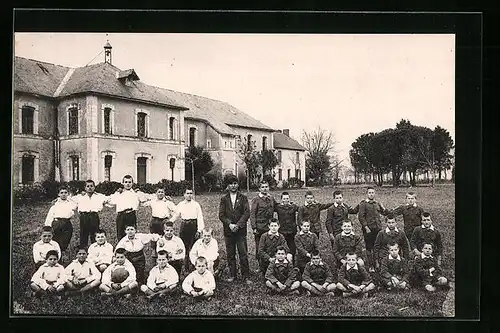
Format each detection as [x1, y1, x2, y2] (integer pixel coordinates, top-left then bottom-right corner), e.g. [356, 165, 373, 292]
[301, 127, 338, 186]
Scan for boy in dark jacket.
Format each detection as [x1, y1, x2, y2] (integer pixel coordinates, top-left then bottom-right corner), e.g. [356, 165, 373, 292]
[294, 220, 319, 274]
[325, 190, 359, 247]
[336, 252, 376, 298]
[410, 212, 444, 266]
[250, 181, 276, 260]
[297, 191, 334, 238]
[258, 219, 292, 276]
[373, 213, 411, 269]
[274, 192, 299, 263]
[378, 242, 410, 291]
[332, 220, 365, 268]
[391, 192, 425, 238]
[265, 246, 300, 295]
[301, 250, 336, 296]
[414, 242, 448, 292]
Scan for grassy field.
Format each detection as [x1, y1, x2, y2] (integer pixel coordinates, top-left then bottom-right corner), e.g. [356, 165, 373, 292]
[10, 184, 455, 317]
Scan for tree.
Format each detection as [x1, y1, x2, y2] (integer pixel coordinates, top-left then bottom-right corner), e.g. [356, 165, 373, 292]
[302, 127, 337, 186]
[258, 149, 279, 177]
[237, 136, 260, 192]
[432, 126, 454, 180]
[350, 133, 375, 183]
[185, 146, 214, 192]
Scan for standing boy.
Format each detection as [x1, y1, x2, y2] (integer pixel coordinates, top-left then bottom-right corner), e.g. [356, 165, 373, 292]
[409, 212, 444, 265]
[250, 181, 276, 260]
[44, 186, 77, 252]
[391, 192, 425, 238]
[379, 242, 410, 291]
[336, 252, 376, 298]
[294, 220, 319, 275]
[87, 229, 114, 273]
[64, 246, 101, 295]
[182, 256, 216, 300]
[99, 248, 138, 297]
[264, 246, 300, 295]
[373, 213, 411, 269]
[156, 221, 186, 276]
[258, 219, 292, 276]
[218, 175, 251, 283]
[325, 190, 359, 247]
[297, 191, 334, 239]
[140, 250, 179, 299]
[170, 188, 204, 272]
[33, 226, 62, 269]
[301, 250, 336, 296]
[30, 250, 65, 297]
[274, 192, 299, 264]
[358, 187, 388, 272]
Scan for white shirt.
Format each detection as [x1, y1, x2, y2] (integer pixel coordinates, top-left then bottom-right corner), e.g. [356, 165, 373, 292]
[182, 270, 216, 294]
[171, 200, 204, 231]
[146, 264, 179, 290]
[64, 259, 101, 283]
[44, 199, 77, 226]
[73, 193, 110, 212]
[31, 263, 66, 290]
[101, 260, 136, 287]
[385, 227, 399, 233]
[346, 264, 359, 271]
[230, 192, 237, 208]
[32, 240, 61, 264]
[421, 224, 435, 230]
[189, 238, 219, 265]
[116, 233, 161, 253]
[156, 235, 186, 261]
[341, 231, 355, 237]
[143, 198, 177, 219]
[388, 254, 402, 261]
[87, 242, 114, 265]
[108, 189, 148, 213]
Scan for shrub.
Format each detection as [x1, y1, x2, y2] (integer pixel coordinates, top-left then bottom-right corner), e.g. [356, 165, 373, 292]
[159, 179, 191, 196]
[95, 181, 123, 196]
[13, 183, 46, 205]
[67, 180, 86, 195]
[135, 183, 157, 194]
[262, 174, 277, 190]
[281, 180, 290, 189]
[288, 177, 304, 188]
[41, 180, 62, 199]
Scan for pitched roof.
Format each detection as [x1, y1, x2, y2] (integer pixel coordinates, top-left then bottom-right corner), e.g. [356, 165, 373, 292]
[273, 132, 306, 151]
[117, 69, 139, 80]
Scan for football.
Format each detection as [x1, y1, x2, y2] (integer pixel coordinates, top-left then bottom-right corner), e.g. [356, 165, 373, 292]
[111, 267, 129, 283]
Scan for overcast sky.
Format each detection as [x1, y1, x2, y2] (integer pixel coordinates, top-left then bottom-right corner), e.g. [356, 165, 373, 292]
[14, 33, 455, 166]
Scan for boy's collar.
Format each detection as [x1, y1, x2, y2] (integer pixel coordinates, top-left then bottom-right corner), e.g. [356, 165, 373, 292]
[312, 260, 324, 266]
[385, 227, 399, 233]
[341, 231, 355, 236]
[74, 259, 89, 264]
[346, 263, 358, 270]
[334, 202, 343, 207]
[421, 253, 433, 259]
[406, 203, 417, 207]
[389, 254, 401, 261]
[365, 198, 376, 203]
[304, 200, 316, 206]
[275, 258, 289, 264]
[259, 192, 270, 198]
[421, 224, 435, 230]
[268, 231, 279, 237]
[299, 230, 311, 235]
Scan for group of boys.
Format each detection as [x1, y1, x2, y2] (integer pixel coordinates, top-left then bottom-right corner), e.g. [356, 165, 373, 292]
[31, 173, 449, 301]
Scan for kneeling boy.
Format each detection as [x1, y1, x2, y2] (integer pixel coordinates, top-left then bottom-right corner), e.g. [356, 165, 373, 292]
[265, 246, 300, 295]
[182, 256, 216, 300]
[301, 250, 336, 296]
[141, 250, 179, 299]
[414, 242, 448, 292]
[64, 246, 101, 295]
[30, 250, 65, 297]
[336, 252, 375, 298]
[87, 229, 114, 273]
[379, 242, 410, 291]
[99, 248, 138, 297]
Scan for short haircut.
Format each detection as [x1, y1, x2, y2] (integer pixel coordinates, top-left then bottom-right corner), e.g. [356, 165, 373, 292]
[58, 185, 69, 192]
[305, 190, 313, 197]
[125, 224, 136, 230]
[367, 186, 375, 191]
[422, 242, 434, 249]
[122, 175, 133, 182]
[155, 186, 165, 192]
[422, 212, 431, 218]
[202, 227, 213, 235]
[42, 226, 53, 233]
[226, 175, 238, 184]
[342, 220, 352, 225]
[184, 188, 193, 193]
[387, 241, 399, 249]
[300, 220, 310, 226]
[259, 181, 269, 187]
[157, 250, 168, 257]
[115, 248, 127, 255]
[333, 190, 342, 197]
[406, 192, 416, 197]
[85, 179, 95, 185]
[269, 218, 279, 225]
[95, 229, 106, 235]
[386, 212, 395, 220]
[311, 249, 320, 257]
[164, 221, 174, 228]
[46, 249, 59, 259]
[196, 256, 208, 265]
[75, 245, 87, 252]
[281, 192, 289, 197]
[345, 252, 357, 258]
[275, 245, 287, 254]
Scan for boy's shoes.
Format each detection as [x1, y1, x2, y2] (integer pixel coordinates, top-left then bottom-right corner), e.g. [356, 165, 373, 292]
[289, 290, 300, 295]
[124, 294, 132, 299]
[342, 292, 352, 298]
[225, 277, 235, 283]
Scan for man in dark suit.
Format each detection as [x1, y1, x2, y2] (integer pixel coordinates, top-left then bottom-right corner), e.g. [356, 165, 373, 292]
[218, 175, 252, 284]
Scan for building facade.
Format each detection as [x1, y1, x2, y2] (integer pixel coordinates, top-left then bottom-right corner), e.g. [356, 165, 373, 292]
[273, 129, 306, 186]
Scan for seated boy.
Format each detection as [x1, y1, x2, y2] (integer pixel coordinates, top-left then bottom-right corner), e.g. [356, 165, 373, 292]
[189, 228, 220, 276]
[64, 246, 101, 295]
[140, 250, 179, 299]
[373, 213, 410, 269]
[87, 229, 114, 273]
[32, 226, 62, 269]
[258, 218, 292, 276]
[294, 220, 319, 274]
[413, 242, 448, 292]
[410, 212, 444, 265]
[157, 222, 186, 276]
[30, 250, 65, 297]
[379, 242, 410, 291]
[99, 248, 138, 297]
[182, 256, 216, 300]
[264, 246, 300, 295]
[336, 252, 376, 298]
[332, 220, 365, 268]
[301, 249, 336, 296]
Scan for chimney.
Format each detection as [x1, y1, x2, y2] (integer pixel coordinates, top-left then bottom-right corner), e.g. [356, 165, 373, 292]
[104, 41, 112, 64]
[283, 129, 290, 137]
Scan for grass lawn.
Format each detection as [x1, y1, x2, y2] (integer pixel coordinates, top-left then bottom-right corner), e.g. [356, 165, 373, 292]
[10, 184, 455, 317]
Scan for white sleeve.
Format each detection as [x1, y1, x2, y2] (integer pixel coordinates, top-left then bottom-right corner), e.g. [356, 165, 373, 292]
[122, 261, 137, 287]
[205, 272, 216, 292]
[33, 243, 42, 263]
[182, 272, 194, 293]
[101, 244, 114, 265]
[178, 238, 186, 257]
[87, 263, 101, 283]
[146, 267, 157, 290]
[196, 203, 204, 231]
[115, 237, 127, 250]
[169, 266, 179, 285]
[189, 240, 200, 266]
[55, 266, 66, 287]
[44, 206, 56, 226]
[31, 266, 49, 290]
[63, 263, 75, 282]
[102, 265, 113, 285]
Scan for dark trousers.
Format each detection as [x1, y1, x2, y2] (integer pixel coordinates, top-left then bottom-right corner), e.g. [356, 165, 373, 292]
[169, 259, 184, 277]
[283, 233, 296, 264]
[259, 258, 270, 277]
[126, 250, 146, 285]
[150, 217, 167, 255]
[116, 210, 137, 240]
[79, 212, 100, 248]
[362, 227, 380, 251]
[179, 219, 198, 270]
[254, 229, 267, 258]
[225, 233, 250, 278]
[52, 218, 73, 251]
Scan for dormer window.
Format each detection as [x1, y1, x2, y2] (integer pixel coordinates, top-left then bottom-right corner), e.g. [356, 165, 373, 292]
[117, 69, 140, 87]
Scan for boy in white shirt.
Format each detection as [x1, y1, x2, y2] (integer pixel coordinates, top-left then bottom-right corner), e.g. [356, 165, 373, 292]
[156, 221, 186, 276]
[182, 256, 216, 300]
[140, 250, 179, 299]
[44, 186, 77, 252]
[99, 248, 138, 297]
[30, 250, 65, 297]
[87, 229, 114, 273]
[33, 226, 62, 269]
[189, 228, 220, 276]
[64, 246, 101, 295]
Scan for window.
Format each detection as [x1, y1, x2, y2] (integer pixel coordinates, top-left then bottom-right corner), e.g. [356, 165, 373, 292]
[230, 140, 233, 148]
[189, 127, 197, 147]
[21, 106, 34, 134]
[235, 163, 238, 175]
[21, 154, 35, 184]
[104, 155, 113, 181]
[287, 169, 291, 180]
[137, 112, 147, 137]
[103, 107, 112, 134]
[277, 150, 282, 163]
[262, 136, 268, 150]
[278, 169, 282, 181]
[137, 157, 147, 184]
[169, 117, 175, 140]
[295, 169, 300, 179]
[70, 156, 80, 181]
[68, 106, 79, 135]
[296, 152, 300, 164]
[224, 141, 227, 148]
[207, 139, 212, 148]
